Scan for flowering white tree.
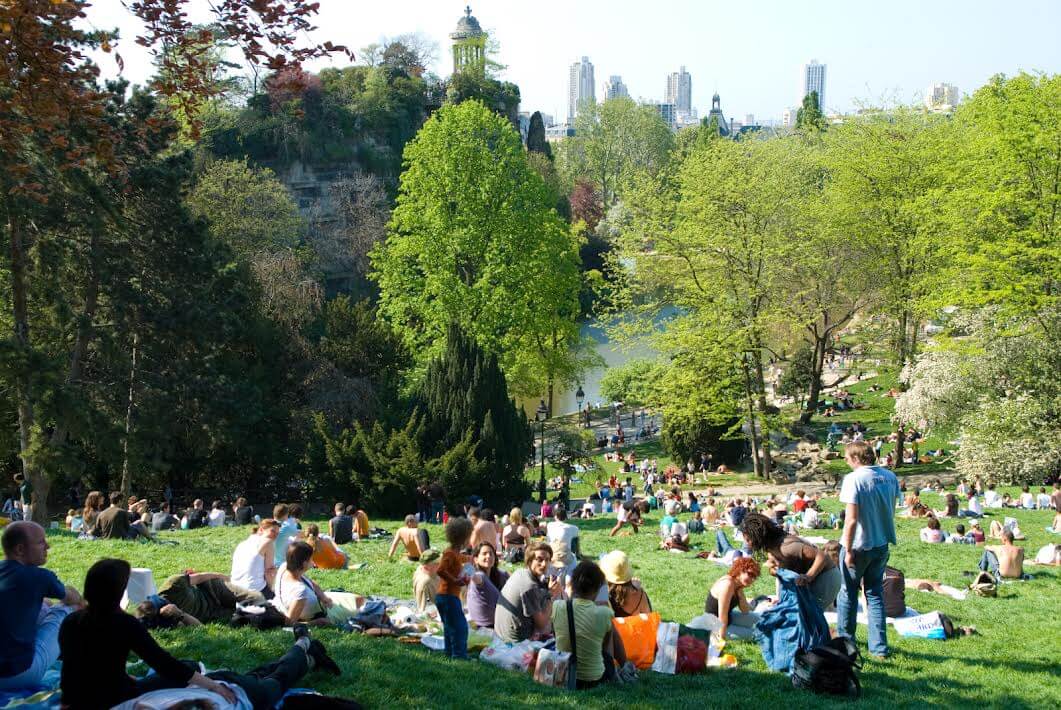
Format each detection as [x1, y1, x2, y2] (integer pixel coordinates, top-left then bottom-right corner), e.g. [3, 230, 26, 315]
[895, 311, 1061, 485]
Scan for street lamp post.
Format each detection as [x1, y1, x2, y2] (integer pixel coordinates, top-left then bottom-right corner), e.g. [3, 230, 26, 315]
[536, 399, 548, 503]
[575, 385, 585, 428]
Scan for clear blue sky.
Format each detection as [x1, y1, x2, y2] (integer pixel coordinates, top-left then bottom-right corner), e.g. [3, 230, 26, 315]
[86, 0, 1061, 123]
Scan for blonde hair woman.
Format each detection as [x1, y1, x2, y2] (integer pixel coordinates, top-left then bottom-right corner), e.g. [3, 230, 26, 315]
[501, 507, 531, 562]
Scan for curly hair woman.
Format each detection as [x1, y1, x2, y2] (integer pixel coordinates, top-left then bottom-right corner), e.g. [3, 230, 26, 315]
[704, 556, 761, 640]
[739, 512, 840, 612]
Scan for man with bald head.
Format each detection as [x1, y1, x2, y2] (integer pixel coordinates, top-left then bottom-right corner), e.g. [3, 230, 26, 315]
[0, 521, 83, 690]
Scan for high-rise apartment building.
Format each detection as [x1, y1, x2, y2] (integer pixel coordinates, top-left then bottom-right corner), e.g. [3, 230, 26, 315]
[802, 59, 826, 110]
[666, 66, 692, 115]
[745, 113, 755, 126]
[645, 101, 676, 128]
[604, 75, 630, 101]
[568, 57, 596, 121]
[782, 107, 796, 127]
[925, 83, 959, 112]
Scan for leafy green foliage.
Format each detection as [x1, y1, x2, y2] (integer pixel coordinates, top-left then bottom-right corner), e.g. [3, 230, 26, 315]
[186, 159, 304, 257]
[598, 358, 661, 405]
[371, 100, 583, 399]
[559, 97, 675, 212]
[777, 344, 817, 404]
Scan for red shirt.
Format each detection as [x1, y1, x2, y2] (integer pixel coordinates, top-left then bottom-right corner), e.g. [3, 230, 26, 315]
[793, 499, 808, 513]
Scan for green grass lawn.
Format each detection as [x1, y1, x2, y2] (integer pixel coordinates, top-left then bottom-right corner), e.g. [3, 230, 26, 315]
[38, 492, 1061, 709]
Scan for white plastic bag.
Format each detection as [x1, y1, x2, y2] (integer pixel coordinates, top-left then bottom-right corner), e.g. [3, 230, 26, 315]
[650, 621, 680, 674]
[479, 638, 543, 672]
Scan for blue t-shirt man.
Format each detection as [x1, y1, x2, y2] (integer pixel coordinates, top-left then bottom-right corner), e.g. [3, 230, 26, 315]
[0, 560, 66, 677]
[836, 444, 901, 659]
[839, 465, 901, 550]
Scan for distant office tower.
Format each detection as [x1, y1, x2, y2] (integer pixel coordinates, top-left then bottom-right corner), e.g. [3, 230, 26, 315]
[568, 57, 596, 121]
[745, 113, 755, 126]
[666, 66, 692, 115]
[782, 107, 796, 127]
[604, 75, 630, 101]
[645, 101, 676, 128]
[802, 59, 826, 110]
[925, 82, 959, 112]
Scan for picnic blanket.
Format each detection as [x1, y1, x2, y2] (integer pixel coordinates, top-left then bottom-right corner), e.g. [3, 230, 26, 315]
[0, 669, 61, 710]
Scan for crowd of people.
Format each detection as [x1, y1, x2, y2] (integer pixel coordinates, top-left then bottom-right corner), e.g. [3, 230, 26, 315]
[2, 439, 1059, 704]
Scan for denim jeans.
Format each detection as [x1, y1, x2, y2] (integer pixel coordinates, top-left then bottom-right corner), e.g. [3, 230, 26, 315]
[837, 544, 890, 657]
[0, 604, 70, 690]
[714, 529, 751, 557]
[435, 593, 468, 659]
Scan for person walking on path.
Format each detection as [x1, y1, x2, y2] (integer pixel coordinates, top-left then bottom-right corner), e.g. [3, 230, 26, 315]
[836, 441, 900, 660]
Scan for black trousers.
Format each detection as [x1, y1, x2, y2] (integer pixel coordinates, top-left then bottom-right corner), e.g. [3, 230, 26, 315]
[131, 648, 307, 710]
[208, 646, 309, 710]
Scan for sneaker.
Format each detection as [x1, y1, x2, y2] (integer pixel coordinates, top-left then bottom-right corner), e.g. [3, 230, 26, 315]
[308, 640, 342, 676]
[292, 623, 311, 642]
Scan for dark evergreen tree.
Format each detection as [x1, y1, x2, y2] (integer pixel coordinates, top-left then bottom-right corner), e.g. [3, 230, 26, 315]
[416, 324, 532, 507]
[525, 110, 553, 160]
[796, 91, 826, 133]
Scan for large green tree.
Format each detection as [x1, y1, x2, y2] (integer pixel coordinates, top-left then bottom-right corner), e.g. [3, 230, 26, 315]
[933, 73, 1060, 336]
[371, 100, 584, 400]
[559, 97, 675, 214]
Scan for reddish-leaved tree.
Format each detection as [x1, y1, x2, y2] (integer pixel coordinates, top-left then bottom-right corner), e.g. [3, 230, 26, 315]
[0, 0, 348, 523]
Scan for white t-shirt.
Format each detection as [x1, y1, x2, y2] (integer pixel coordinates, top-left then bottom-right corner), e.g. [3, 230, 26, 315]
[802, 508, 820, 529]
[231, 533, 267, 592]
[967, 496, 982, 515]
[670, 521, 688, 539]
[1020, 493, 1035, 509]
[546, 520, 579, 566]
[616, 504, 629, 522]
[112, 683, 252, 710]
[984, 491, 1002, 508]
[663, 498, 680, 516]
[1037, 493, 1052, 509]
[273, 564, 321, 620]
[208, 509, 226, 527]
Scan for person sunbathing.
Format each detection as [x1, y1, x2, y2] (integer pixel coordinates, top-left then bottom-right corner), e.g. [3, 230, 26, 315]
[388, 515, 427, 561]
[980, 529, 1025, 580]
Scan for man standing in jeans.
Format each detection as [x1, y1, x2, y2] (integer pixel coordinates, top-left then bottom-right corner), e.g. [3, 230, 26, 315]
[837, 441, 900, 659]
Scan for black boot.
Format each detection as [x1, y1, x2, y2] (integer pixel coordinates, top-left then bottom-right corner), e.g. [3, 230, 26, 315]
[309, 640, 341, 676]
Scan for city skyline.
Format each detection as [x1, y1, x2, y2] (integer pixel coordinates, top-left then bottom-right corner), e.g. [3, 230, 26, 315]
[85, 0, 1061, 123]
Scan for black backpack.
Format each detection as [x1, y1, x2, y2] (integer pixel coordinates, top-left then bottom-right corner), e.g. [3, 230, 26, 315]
[790, 636, 862, 698]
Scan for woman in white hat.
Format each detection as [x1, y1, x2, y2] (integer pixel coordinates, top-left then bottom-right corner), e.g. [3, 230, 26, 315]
[599, 550, 652, 618]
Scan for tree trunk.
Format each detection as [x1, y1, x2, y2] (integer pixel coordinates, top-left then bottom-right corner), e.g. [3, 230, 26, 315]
[751, 343, 773, 477]
[742, 355, 762, 478]
[7, 212, 49, 523]
[119, 330, 141, 497]
[896, 308, 909, 366]
[547, 380, 554, 419]
[893, 427, 905, 470]
[800, 333, 827, 425]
